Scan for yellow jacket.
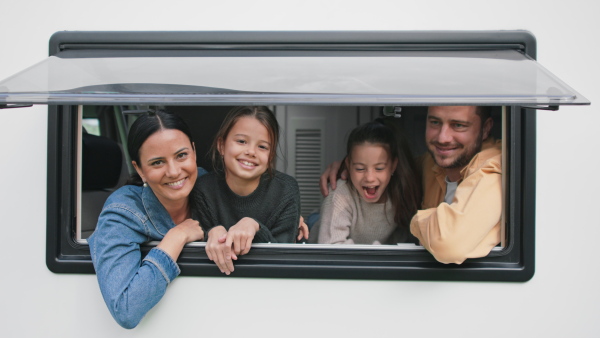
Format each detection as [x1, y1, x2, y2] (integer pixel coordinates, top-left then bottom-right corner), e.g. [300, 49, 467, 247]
[410, 138, 502, 264]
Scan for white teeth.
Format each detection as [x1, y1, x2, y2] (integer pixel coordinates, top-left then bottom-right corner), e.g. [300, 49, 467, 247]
[240, 160, 255, 166]
[166, 178, 185, 186]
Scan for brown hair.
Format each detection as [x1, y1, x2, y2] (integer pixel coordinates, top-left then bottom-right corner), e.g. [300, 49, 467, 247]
[475, 106, 492, 127]
[210, 106, 280, 177]
[342, 118, 422, 232]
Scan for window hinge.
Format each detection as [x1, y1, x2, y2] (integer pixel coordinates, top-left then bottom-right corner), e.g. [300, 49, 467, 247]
[0, 104, 33, 109]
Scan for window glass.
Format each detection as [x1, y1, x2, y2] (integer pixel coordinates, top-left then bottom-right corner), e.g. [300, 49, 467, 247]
[76, 105, 507, 259]
[82, 118, 100, 135]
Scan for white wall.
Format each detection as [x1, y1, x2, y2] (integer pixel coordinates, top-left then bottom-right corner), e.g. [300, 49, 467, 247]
[0, 1, 598, 337]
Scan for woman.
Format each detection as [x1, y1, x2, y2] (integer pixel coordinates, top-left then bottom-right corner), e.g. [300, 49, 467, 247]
[89, 109, 308, 328]
[88, 110, 205, 329]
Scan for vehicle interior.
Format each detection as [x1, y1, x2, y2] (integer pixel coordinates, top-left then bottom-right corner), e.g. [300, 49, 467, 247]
[78, 104, 504, 243]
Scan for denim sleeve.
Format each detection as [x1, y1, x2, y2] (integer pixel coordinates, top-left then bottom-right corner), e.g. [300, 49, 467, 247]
[89, 206, 180, 329]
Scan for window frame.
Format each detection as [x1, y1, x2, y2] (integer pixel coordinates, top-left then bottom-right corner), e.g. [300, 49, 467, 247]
[44, 31, 540, 281]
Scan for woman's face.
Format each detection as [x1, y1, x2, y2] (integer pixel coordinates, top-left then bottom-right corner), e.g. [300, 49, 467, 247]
[346, 143, 397, 203]
[133, 129, 197, 207]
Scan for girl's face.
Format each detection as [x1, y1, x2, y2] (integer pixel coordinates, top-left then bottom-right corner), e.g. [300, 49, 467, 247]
[133, 129, 197, 208]
[346, 143, 397, 203]
[218, 116, 272, 190]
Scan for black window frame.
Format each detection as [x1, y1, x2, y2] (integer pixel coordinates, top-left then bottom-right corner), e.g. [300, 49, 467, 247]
[45, 31, 539, 281]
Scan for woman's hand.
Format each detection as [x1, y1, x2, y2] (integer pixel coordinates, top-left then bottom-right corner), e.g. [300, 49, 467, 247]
[226, 217, 258, 257]
[157, 219, 203, 261]
[206, 226, 235, 275]
[297, 216, 309, 241]
[174, 219, 205, 242]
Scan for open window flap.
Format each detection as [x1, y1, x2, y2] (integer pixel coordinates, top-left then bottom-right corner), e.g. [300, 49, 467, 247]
[0, 49, 590, 106]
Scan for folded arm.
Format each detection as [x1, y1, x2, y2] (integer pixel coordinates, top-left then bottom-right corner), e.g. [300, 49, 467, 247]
[410, 158, 502, 264]
[89, 209, 180, 329]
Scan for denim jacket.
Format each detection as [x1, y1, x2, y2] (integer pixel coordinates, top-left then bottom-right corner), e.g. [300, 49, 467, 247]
[88, 168, 207, 329]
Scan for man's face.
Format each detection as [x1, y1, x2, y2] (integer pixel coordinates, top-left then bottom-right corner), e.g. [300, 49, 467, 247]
[425, 106, 491, 171]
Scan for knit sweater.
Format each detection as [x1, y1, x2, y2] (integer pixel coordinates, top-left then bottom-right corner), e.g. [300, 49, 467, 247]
[193, 170, 300, 243]
[317, 180, 407, 245]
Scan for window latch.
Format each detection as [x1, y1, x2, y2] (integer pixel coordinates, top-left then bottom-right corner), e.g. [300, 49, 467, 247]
[521, 105, 559, 111]
[382, 106, 402, 118]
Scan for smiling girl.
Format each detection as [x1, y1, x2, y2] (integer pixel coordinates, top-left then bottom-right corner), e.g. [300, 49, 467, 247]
[317, 119, 421, 245]
[193, 106, 300, 274]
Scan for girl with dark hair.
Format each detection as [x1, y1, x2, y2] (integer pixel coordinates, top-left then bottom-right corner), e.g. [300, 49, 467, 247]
[194, 106, 301, 275]
[317, 119, 422, 244]
[88, 110, 206, 329]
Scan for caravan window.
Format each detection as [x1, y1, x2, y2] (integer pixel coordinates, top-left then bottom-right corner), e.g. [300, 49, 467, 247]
[1, 31, 589, 281]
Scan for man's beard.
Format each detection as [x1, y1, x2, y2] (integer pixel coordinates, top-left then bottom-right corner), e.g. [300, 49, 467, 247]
[429, 132, 484, 169]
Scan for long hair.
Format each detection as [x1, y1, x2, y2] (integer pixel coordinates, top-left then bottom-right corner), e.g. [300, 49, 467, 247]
[210, 106, 280, 177]
[342, 118, 422, 231]
[125, 109, 194, 186]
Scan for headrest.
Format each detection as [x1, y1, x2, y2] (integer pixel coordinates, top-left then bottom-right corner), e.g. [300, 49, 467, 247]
[82, 133, 123, 190]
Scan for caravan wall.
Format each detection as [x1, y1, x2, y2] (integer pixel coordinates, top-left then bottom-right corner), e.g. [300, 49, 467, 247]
[0, 0, 598, 337]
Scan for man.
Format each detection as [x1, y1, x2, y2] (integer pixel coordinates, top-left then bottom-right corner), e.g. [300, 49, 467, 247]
[320, 106, 502, 264]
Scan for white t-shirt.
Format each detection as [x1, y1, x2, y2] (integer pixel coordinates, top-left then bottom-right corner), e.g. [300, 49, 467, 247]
[444, 176, 458, 204]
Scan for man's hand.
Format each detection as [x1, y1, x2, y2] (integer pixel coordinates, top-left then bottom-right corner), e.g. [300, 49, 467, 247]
[319, 161, 346, 197]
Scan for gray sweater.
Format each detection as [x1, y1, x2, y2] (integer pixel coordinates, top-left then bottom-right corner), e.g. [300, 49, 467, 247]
[193, 170, 300, 243]
[317, 180, 407, 245]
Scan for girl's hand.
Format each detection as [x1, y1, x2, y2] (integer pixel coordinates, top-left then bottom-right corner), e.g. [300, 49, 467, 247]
[297, 216, 309, 241]
[226, 217, 258, 256]
[206, 226, 235, 275]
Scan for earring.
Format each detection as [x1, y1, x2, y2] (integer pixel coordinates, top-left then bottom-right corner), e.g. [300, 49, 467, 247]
[143, 182, 148, 187]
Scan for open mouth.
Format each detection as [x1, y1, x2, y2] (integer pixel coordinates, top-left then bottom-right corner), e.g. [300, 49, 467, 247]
[363, 186, 379, 199]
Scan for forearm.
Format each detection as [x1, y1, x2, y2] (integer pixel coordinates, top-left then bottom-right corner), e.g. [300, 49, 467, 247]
[318, 184, 354, 244]
[156, 227, 189, 261]
[318, 211, 354, 245]
[96, 247, 179, 329]
[253, 218, 298, 243]
[89, 197, 185, 329]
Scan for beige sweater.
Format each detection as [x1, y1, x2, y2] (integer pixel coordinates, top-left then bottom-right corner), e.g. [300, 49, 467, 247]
[317, 180, 406, 245]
